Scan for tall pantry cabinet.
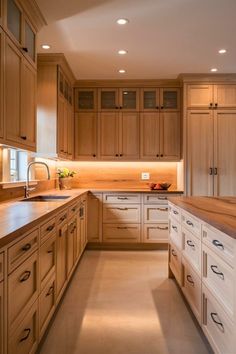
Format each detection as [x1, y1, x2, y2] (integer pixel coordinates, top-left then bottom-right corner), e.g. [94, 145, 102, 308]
[183, 77, 236, 196]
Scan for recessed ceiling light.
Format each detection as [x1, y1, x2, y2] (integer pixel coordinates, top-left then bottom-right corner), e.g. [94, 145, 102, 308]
[118, 50, 128, 55]
[211, 68, 218, 72]
[117, 18, 129, 25]
[41, 44, 51, 50]
[218, 49, 227, 54]
[119, 69, 126, 74]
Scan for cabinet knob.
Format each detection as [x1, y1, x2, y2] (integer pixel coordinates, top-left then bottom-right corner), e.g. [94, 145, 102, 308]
[92, 154, 96, 157]
[214, 103, 218, 109]
[209, 103, 213, 109]
[119, 154, 123, 157]
[22, 47, 28, 53]
[156, 154, 159, 157]
[156, 106, 159, 109]
[160, 154, 163, 157]
[120, 106, 122, 109]
[209, 167, 213, 175]
[160, 106, 164, 109]
[115, 106, 119, 109]
[21, 136, 27, 140]
[115, 154, 119, 157]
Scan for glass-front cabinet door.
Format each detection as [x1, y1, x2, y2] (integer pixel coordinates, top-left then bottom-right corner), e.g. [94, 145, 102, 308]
[140, 88, 159, 111]
[7, 0, 22, 44]
[120, 88, 139, 111]
[98, 88, 119, 110]
[75, 88, 97, 111]
[160, 88, 180, 111]
[24, 20, 36, 62]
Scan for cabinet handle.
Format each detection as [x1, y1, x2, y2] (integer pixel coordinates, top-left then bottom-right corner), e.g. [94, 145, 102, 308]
[120, 106, 122, 109]
[160, 154, 163, 157]
[157, 207, 168, 211]
[212, 239, 224, 250]
[209, 103, 213, 109]
[46, 285, 54, 297]
[115, 106, 119, 109]
[186, 240, 195, 249]
[172, 225, 178, 231]
[47, 249, 53, 254]
[20, 136, 27, 140]
[19, 270, 31, 282]
[115, 154, 119, 157]
[92, 154, 96, 157]
[117, 226, 127, 229]
[210, 312, 224, 332]
[19, 328, 31, 342]
[119, 154, 123, 157]
[46, 224, 55, 232]
[22, 47, 28, 53]
[160, 106, 164, 109]
[156, 154, 159, 157]
[173, 210, 179, 215]
[72, 207, 77, 212]
[210, 265, 224, 280]
[117, 197, 128, 200]
[60, 215, 66, 222]
[156, 106, 159, 109]
[214, 103, 218, 109]
[158, 197, 167, 200]
[214, 167, 218, 175]
[186, 274, 194, 286]
[171, 249, 177, 257]
[154, 226, 168, 230]
[186, 220, 194, 227]
[117, 207, 128, 210]
[21, 243, 31, 252]
[209, 167, 213, 175]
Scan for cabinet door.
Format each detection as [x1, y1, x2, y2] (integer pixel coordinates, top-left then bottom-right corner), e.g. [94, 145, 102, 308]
[140, 88, 159, 111]
[140, 112, 160, 160]
[0, 28, 4, 138]
[214, 110, 236, 196]
[63, 101, 68, 155]
[160, 112, 180, 161]
[80, 200, 87, 252]
[99, 112, 119, 159]
[87, 193, 102, 242]
[160, 88, 180, 111]
[119, 112, 140, 159]
[74, 113, 98, 160]
[75, 88, 97, 111]
[98, 88, 119, 110]
[186, 110, 214, 196]
[56, 223, 67, 299]
[57, 95, 67, 158]
[21, 59, 36, 150]
[214, 85, 236, 108]
[0, 281, 3, 354]
[187, 84, 213, 109]
[67, 218, 76, 278]
[67, 104, 74, 159]
[24, 19, 36, 64]
[120, 88, 139, 111]
[6, 0, 22, 44]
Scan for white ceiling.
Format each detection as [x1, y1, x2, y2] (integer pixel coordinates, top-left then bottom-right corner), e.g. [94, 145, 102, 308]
[36, 0, 236, 80]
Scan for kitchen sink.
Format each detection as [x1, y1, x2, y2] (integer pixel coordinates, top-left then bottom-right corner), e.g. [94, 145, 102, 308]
[21, 195, 71, 202]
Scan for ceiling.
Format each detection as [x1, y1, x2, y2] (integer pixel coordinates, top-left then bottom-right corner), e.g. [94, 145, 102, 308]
[36, 0, 236, 80]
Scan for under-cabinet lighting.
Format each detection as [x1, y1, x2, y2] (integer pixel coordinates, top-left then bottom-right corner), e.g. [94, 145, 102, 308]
[116, 18, 129, 25]
[41, 44, 51, 50]
[119, 69, 126, 74]
[118, 50, 128, 55]
[218, 49, 227, 54]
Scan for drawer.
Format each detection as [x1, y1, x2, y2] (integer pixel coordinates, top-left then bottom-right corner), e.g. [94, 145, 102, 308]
[0, 253, 4, 282]
[143, 224, 168, 243]
[103, 224, 140, 243]
[202, 285, 234, 354]
[8, 252, 38, 329]
[39, 233, 56, 291]
[103, 193, 141, 204]
[202, 224, 235, 268]
[169, 242, 182, 286]
[39, 275, 56, 339]
[68, 202, 80, 219]
[40, 217, 56, 242]
[9, 300, 38, 354]
[144, 205, 168, 223]
[143, 194, 168, 204]
[8, 229, 38, 274]
[56, 208, 68, 228]
[203, 245, 234, 318]
[169, 217, 182, 250]
[182, 227, 201, 275]
[182, 257, 201, 323]
[168, 202, 181, 223]
[182, 211, 201, 238]
[103, 204, 140, 223]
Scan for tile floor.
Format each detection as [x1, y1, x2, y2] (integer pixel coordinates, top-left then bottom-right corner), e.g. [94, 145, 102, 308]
[39, 250, 212, 354]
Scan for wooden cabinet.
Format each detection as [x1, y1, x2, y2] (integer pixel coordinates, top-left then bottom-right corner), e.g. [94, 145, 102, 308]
[98, 88, 139, 111]
[39, 233, 56, 291]
[87, 193, 102, 243]
[56, 222, 67, 300]
[67, 217, 76, 278]
[0, 280, 3, 354]
[140, 88, 180, 111]
[39, 275, 55, 339]
[75, 88, 97, 111]
[74, 113, 98, 160]
[99, 112, 119, 159]
[140, 112, 160, 159]
[0, 28, 4, 139]
[79, 198, 87, 252]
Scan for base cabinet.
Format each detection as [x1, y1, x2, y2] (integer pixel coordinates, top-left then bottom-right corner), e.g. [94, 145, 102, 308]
[0, 281, 3, 354]
[56, 222, 67, 300]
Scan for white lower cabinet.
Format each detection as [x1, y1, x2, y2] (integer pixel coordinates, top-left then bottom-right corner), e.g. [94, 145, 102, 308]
[103, 224, 141, 243]
[143, 224, 168, 243]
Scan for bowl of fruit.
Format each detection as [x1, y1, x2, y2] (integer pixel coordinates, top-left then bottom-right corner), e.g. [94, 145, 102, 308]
[159, 182, 171, 190]
[148, 182, 171, 190]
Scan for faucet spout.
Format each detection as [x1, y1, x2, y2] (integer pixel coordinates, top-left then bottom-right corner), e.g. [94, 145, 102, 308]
[24, 162, 50, 198]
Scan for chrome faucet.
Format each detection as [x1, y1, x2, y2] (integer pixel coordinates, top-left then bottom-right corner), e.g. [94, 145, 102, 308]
[24, 162, 50, 198]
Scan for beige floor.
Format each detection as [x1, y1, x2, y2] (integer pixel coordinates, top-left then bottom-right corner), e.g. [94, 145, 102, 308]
[39, 250, 212, 354]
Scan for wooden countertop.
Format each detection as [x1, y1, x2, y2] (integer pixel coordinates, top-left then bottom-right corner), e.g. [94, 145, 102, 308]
[169, 196, 236, 239]
[89, 189, 183, 193]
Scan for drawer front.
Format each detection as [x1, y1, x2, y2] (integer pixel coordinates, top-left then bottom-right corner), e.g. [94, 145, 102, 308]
[202, 285, 234, 354]
[143, 194, 168, 204]
[68, 202, 80, 219]
[9, 301, 38, 354]
[8, 252, 38, 329]
[143, 224, 168, 243]
[169, 242, 182, 285]
[0, 253, 4, 282]
[39, 275, 55, 338]
[103, 193, 141, 204]
[182, 211, 201, 238]
[8, 229, 38, 274]
[39, 234, 56, 290]
[103, 224, 140, 243]
[56, 209, 68, 228]
[169, 202, 181, 223]
[182, 227, 201, 275]
[144, 205, 168, 223]
[40, 217, 56, 242]
[103, 204, 140, 223]
[169, 217, 182, 250]
[203, 245, 234, 317]
[182, 257, 201, 323]
[202, 224, 234, 267]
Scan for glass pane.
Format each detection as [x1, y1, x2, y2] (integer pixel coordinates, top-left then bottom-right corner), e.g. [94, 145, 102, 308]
[59, 72, 64, 95]
[101, 91, 116, 109]
[7, 0, 21, 42]
[64, 81, 68, 100]
[143, 91, 156, 109]
[25, 22, 35, 61]
[68, 87, 72, 105]
[122, 91, 136, 109]
[163, 90, 178, 109]
[78, 91, 94, 110]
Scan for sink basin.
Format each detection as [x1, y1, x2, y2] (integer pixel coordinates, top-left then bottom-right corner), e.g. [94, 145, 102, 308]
[21, 195, 71, 202]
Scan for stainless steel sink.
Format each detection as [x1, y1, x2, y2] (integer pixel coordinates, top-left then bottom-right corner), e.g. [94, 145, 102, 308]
[21, 195, 71, 202]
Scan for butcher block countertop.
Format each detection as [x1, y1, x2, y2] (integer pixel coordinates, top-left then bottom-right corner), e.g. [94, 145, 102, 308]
[169, 196, 236, 239]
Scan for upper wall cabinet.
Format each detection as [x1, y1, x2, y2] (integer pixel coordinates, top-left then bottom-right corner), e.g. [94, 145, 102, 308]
[140, 88, 180, 111]
[98, 88, 139, 111]
[75, 88, 97, 112]
[0, 28, 4, 139]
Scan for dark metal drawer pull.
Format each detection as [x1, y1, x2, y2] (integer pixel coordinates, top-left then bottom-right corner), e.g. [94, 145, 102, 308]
[72, 207, 77, 212]
[117, 226, 128, 230]
[172, 225, 178, 231]
[60, 215, 66, 222]
[156, 226, 168, 230]
[21, 243, 31, 251]
[117, 208, 128, 211]
[157, 208, 168, 211]
[210, 312, 224, 333]
[47, 249, 53, 254]
[171, 249, 177, 257]
[212, 239, 224, 250]
[186, 220, 194, 227]
[157, 197, 167, 200]
[117, 197, 128, 200]
[187, 240, 195, 248]
[210, 265, 224, 280]
[19, 270, 31, 282]
[19, 328, 31, 342]
[173, 210, 179, 215]
[186, 275, 194, 286]
[46, 224, 55, 232]
[46, 285, 54, 297]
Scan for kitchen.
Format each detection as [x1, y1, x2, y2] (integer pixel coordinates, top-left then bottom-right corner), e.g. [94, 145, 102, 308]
[0, 0, 236, 353]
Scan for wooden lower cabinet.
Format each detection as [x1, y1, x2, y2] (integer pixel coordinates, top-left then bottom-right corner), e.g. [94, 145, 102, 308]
[0, 281, 3, 354]
[56, 223, 67, 300]
[103, 224, 141, 243]
[143, 224, 168, 243]
[39, 275, 56, 339]
[39, 233, 56, 291]
[67, 217, 76, 278]
[87, 193, 102, 242]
